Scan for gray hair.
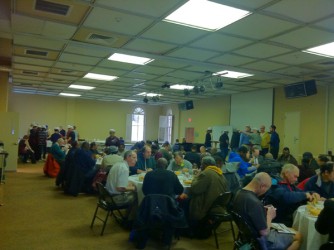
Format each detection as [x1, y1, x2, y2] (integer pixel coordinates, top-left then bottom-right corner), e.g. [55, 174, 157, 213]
[281, 163, 299, 177]
[202, 156, 216, 167]
[124, 150, 135, 160]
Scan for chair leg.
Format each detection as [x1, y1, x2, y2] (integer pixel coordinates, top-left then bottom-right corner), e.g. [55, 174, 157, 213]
[90, 205, 99, 228]
[101, 210, 111, 236]
[213, 229, 219, 249]
[230, 220, 236, 241]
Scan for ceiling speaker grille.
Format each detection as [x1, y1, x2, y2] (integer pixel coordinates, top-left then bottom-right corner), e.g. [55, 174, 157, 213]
[35, 0, 70, 16]
[22, 70, 39, 76]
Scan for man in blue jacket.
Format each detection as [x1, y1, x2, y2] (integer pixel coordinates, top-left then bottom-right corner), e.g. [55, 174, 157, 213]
[304, 161, 334, 199]
[228, 145, 256, 179]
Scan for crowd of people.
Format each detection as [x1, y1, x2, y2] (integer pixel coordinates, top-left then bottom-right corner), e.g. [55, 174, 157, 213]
[20, 123, 334, 249]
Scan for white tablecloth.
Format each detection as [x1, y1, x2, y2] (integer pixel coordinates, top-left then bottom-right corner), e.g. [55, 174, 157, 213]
[292, 205, 328, 250]
[128, 174, 191, 204]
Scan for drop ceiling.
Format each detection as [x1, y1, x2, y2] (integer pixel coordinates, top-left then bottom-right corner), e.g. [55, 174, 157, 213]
[0, 0, 334, 105]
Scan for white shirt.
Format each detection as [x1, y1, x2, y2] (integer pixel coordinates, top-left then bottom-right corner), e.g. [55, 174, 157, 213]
[105, 161, 129, 194]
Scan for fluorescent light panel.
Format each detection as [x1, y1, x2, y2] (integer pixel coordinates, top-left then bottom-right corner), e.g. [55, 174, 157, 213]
[59, 93, 81, 97]
[84, 73, 118, 81]
[108, 53, 154, 65]
[303, 41, 334, 58]
[164, 1, 251, 31]
[213, 70, 253, 78]
[137, 92, 162, 97]
[69, 84, 95, 90]
[119, 99, 137, 102]
[170, 84, 194, 90]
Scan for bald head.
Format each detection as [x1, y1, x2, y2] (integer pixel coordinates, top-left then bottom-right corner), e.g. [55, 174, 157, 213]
[246, 172, 272, 196]
[156, 158, 168, 169]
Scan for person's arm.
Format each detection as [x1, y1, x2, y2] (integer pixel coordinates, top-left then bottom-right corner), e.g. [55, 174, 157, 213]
[188, 173, 208, 195]
[260, 206, 276, 236]
[116, 182, 136, 192]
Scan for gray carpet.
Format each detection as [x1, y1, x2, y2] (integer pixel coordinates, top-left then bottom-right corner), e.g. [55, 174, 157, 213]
[0, 162, 235, 250]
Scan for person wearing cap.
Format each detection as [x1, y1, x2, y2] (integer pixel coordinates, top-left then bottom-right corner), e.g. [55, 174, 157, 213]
[102, 146, 123, 171]
[204, 127, 212, 149]
[105, 129, 120, 147]
[50, 127, 61, 144]
[269, 125, 280, 160]
[219, 130, 229, 162]
[298, 151, 319, 182]
[277, 147, 298, 166]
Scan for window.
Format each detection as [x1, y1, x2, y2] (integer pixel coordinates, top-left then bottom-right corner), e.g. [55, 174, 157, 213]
[158, 114, 173, 143]
[126, 107, 145, 142]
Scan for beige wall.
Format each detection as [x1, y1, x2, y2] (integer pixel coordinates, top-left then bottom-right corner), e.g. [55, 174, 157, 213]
[8, 93, 163, 141]
[273, 85, 328, 158]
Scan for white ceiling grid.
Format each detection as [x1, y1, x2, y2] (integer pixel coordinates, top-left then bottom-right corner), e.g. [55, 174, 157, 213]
[0, 0, 332, 104]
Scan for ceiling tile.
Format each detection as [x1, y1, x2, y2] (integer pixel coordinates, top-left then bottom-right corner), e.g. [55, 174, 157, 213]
[264, 0, 334, 23]
[269, 51, 324, 65]
[221, 13, 298, 40]
[83, 7, 154, 36]
[270, 27, 334, 49]
[58, 53, 101, 65]
[243, 60, 287, 72]
[208, 53, 256, 66]
[13, 34, 65, 50]
[13, 56, 54, 67]
[314, 17, 334, 32]
[123, 38, 177, 55]
[167, 47, 220, 61]
[54, 62, 93, 72]
[234, 43, 292, 58]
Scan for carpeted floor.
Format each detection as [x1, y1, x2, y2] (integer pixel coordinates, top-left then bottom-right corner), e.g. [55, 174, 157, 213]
[0, 162, 235, 250]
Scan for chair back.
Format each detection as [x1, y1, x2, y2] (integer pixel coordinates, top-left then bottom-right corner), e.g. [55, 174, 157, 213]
[209, 192, 232, 213]
[230, 210, 266, 250]
[96, 182, 118, 209]
[223, 172, 241, 192]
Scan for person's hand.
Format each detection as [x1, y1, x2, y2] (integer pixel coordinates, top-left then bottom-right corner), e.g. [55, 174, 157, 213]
[305, 192, 313, 201]
[265, 205, 276, 219]
[312, 192, 321, 201]
[146, 168, 153, 172]
[128, 182, 136, 191]
[178, 193, 188, 200]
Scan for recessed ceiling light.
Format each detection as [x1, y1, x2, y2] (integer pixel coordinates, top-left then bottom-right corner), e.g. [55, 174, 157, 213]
[84, 73, 118, 81]
[164, 1, 251, 31]
[69, 84, 95, 90]
[170, 84, 194, 90]
[59, 93, 81, 97]
[303, 41, 334, 58]
[213, 70, 253, 78]
[119, 99, 137, 102]
[108, 53, 154, 65]
[137, 92, 162, 97]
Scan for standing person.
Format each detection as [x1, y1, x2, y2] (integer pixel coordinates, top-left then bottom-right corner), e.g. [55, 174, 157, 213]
[204, 127, 212, 150]
[28, 123, 39, 160]
[59, 126, 66, 138]
[260, 125, 270, 156]
[269, 125, 280, 160]
[66, 125, 76, 144]
[219, 130, 229, 163]
[37, 125, 48, 160]
[232, 172, 302, 250]
[105, 128, 120, 147]
[50, 127, 61, 144]
[230, 129, 240, 152]
[239, 125, 251, 147]
[73, 125, 79, 141]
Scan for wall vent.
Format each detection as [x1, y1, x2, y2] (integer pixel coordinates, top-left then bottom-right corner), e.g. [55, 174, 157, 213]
[59, 69, 77, 74]
[25, 49, 48, 57]
[35, 0, 70, 16]
[87, 33, 116, 45]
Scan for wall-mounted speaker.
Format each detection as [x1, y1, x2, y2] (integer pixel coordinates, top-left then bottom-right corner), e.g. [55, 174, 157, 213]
[284, 79, 317, 99]
[185, 100, 194, 110]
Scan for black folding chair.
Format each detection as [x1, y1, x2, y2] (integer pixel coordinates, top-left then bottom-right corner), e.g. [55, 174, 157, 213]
[206, 192, 236, 249]
[90, 182, 129, 235]
[230, 210, 267, 250]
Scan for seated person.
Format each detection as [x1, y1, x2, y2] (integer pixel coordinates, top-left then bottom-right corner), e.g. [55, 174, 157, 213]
[265, 164, 320, 226]
[131, 145, 156, 175]
[315, 199, 334, 246]
[167, 151, 192, 174]
[142, 158, 183, 197]
[298, 152, 319, 182]
[18, 135, 36, 163]
[50, 138, 67, 165]
[199, 146, 210, 160]
[188, 156, 228, 223]
[184, 144, 201, 168]
[117, 143, 126, 158]
[317, 155, 329, 168]
[101, 146, 123, 171]
[257, 153, 282, 178]
[89, 142, 103, 159]
[155, 142, 172, 164]
[228, 145, 256, 179]
[249, 146, 264, 167]
[172, 139, 180, 152]
[105, 150, 138, 220]
[74, 141, 97, 193]
[232, 172, 302, 250]
[277, 147, 298, 166]
[304, 161, 334, 199]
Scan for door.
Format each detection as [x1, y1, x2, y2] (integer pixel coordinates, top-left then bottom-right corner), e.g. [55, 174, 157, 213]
[284, 112, 300, 161]
[0, 112, 19, 171]
[185, 127, 194, 143]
